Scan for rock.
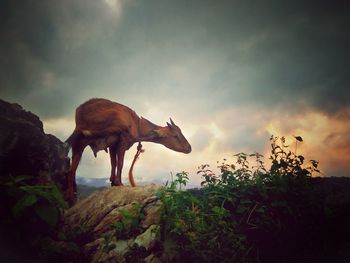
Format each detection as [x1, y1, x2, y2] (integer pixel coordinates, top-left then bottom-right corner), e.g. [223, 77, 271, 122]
[0, 99, 69, 191]
[113, 239, 134, 255]
[145, 254, 162, 263]
[134, 224, 159, 250]
[64, 184, 161, 235]
[142, 199, 162, 228]
[84, 237, 130, 263]
[62, 184, 162, 262]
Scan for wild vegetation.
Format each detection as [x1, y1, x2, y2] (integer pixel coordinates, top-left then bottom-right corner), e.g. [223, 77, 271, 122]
[1, 136, 350, 262]
[156, 136, 350, 262]
[0, 175, 74, 261]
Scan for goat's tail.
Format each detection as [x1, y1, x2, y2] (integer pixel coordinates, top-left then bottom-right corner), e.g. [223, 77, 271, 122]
[128, 142, 144, 187]
[65, 130, 80, 150]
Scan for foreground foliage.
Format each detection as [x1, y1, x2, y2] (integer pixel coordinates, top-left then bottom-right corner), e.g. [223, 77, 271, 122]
[2, 136, 350, 262]
[158, 136, 350, 262]
[0, 175, 72, 261]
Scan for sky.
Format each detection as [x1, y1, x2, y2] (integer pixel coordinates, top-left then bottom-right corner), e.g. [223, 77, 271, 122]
[1, 0, 349, 187]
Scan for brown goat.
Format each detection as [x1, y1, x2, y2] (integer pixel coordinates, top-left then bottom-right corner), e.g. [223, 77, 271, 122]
[65, 98, 191, 203]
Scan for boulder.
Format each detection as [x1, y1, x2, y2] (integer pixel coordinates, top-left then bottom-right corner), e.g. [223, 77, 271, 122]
[0, 99, 69, 190]
[62, 184, 162, 262]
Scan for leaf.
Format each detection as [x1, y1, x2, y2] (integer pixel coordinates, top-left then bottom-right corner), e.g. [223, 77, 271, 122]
[34, 204, 59, 227]
[12, 194, 38, 217]
[294, 136, 303, 142]
[104, 244, 116, 253]
[237, 206, 247, 214]
[310, 159, 319, 168]
[50, 185, 68, 209]
[298, 155, 305, 163]
[240, 199, 252, 205]
[154, 190, 162, 198]
[255, 207, 265, 213]
[212, 206, 228, 216]
[13, 175, 33, 184]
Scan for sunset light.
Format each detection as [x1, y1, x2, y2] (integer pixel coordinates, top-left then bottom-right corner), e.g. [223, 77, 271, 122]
[1, 1, 350, 261]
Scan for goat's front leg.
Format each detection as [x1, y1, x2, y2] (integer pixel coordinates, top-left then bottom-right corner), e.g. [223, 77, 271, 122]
[109, 144, 117, 185]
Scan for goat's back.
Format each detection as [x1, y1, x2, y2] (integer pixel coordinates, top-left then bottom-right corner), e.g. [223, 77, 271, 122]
[74, 98, 139, 136]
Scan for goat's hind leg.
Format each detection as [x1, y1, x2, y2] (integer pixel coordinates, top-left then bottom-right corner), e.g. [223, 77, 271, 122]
[109, 144, 117, 186]
[114, 147, 126, 186]
[66, 141, 85, 204]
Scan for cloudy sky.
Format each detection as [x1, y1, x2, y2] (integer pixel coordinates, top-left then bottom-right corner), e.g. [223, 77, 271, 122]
[1, 0, 349, 186]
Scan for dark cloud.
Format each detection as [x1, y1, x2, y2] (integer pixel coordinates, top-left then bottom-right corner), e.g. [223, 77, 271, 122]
[0, 0, 349, 118]
[193, 1, 350, 113]
[0, 0, 121, 117]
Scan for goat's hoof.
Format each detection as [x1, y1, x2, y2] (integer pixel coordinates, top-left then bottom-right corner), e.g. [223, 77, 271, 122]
[111, 182, 123, 186]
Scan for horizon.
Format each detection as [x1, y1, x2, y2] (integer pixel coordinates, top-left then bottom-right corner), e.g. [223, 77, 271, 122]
[1, 0, 349, 186]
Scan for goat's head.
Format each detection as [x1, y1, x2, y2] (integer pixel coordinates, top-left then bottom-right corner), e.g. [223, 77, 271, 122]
[153, 118, 192, 154]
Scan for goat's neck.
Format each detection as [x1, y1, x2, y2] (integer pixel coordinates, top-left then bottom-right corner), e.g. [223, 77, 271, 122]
[138, 117, 162, 142]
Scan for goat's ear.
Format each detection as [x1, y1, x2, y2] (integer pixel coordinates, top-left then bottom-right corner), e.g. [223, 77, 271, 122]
[152, 128, 167, 138]
[167, 118, 178, 129]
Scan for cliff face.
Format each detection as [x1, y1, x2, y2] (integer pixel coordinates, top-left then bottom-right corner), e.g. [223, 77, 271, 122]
[62, 184, 162, 263]
[0, 99, 165, 262]
[0, 99, 69, 190]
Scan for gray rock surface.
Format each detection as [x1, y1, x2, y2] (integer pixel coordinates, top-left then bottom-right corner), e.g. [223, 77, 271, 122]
[62, 184, 162, 262]
[0, 99, 69, 190]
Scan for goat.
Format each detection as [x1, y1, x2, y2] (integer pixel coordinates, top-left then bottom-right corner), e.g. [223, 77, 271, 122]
[65, 98, 192, 203]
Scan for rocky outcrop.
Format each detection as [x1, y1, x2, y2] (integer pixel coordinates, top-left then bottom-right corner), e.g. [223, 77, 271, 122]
[0, 99, 69, 190]
[0, 99, 165, 261]
[62, 184, 162, 262]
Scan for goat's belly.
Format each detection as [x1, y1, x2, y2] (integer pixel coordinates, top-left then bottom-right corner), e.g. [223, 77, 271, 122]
[89, 135, 119, 157]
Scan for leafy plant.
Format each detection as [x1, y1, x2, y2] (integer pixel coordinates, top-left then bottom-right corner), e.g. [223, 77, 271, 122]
[102, 233, 117, 253]
[0, 174, 67, 227]
[124, 243, 148, 263]
[157, 136, 327, 262]
[0, 174, 69, 261]
[108, 202, 145, 240]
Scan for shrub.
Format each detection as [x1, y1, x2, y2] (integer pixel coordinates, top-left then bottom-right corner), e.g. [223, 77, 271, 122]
[0, 174, 69, 261]
[157, 136, 329, 262]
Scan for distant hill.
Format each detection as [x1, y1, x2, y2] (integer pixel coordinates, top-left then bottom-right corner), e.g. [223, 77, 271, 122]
[75, 177, 168, 200]
[76, 177, 110, 187]
[76, 184, 106, 200]
[76, 176, 198, 189]
[76, 176, 201, 200]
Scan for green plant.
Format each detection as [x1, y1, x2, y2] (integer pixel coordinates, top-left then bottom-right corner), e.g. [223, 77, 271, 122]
[158, 171, 249, 262]
[102, 233, 117, 253]
[0, 174, 69, 261]
[157, 136, 324, 262]
[0, 175, 67, 228]
[109, 202, 145, 240]
[124, 243, 148, 263]
[101, 202, 147, 257]
[173, 171, 189, 190]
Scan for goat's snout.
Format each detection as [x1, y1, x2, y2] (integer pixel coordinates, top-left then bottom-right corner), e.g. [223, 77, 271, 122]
[184, 145, 192, 154]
